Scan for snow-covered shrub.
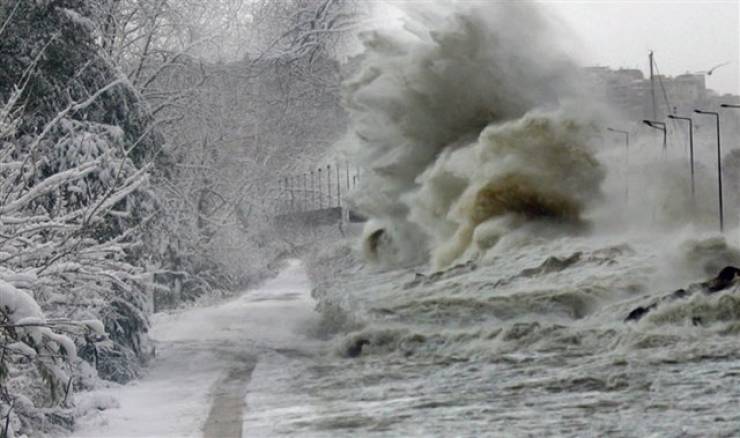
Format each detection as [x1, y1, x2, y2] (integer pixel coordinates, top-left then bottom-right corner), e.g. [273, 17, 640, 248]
[0, 276, 98, 438]
[0, 111, 157, 373]
[0, 86, 157, 434]
[0, 2, 170, 435]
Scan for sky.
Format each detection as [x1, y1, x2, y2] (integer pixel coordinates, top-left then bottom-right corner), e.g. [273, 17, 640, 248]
[373, 0, 740, 95]
[543, 0, 740, 95]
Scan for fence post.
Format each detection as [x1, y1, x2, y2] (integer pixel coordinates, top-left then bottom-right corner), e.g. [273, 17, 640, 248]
[293, 175, 297, 212]
[336, 163, 341, 207]
[283, 176, 289, 213]
[318, 168, 323, 209]
[310, 170, 315, 209]
[326, 164, 332, 207]
[345, 161, 350, 192]
[275, 178, 280, 215]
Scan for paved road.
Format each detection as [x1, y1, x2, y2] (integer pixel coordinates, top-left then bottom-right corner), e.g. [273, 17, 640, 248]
[202, 352, 257, 438]
[73, 260, 318, 438]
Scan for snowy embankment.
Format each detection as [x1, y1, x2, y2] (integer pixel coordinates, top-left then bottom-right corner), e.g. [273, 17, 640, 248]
[71, 260, 319, 438]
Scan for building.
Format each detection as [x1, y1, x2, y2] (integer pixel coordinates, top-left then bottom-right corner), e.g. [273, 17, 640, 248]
[584, 66, 715, 119]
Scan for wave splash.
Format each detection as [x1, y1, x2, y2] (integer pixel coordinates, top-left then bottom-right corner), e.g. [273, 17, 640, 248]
[344, 1, 605, 268]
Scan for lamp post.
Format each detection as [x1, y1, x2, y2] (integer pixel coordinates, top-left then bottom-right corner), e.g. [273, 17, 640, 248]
[720, 104, 740, 228]
[607, 127, 630, 201]
[643, 120, 667, 155]
[667, 114, 695, 204]
[694, 109, 723, 232]
[722, 103, 740, 150]
[606, 127, 630, 149]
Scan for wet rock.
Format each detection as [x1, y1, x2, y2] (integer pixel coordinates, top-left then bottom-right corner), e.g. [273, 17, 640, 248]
[625, 303, 657, 322]
[703, 266, 740, 292]
[625, 266, 740, 322]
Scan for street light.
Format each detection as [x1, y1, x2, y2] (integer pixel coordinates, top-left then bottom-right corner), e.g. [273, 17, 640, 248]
[667, 114, 695, 204]
[607, 127, 630, 148]
[642, 119, 667, 151]
[607, 127, 630, 201]
[721, 105, 740, 200]
[694, 109, 723, 232]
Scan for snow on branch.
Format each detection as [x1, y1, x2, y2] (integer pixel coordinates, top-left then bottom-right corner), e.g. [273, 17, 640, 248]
[0, 161, 100, 215]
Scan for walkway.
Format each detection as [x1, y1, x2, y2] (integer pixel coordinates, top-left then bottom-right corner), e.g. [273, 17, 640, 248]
[72, 260, 318, 438]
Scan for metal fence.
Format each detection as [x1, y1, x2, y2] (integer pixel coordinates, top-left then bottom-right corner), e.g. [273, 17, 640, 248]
[274, 162, 362, 217]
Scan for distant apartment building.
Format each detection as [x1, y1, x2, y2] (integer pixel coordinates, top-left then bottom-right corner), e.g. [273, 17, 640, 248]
[583, 66, 647, 117]
[585, 65, 740, 149]
[583, 66, 714, 118]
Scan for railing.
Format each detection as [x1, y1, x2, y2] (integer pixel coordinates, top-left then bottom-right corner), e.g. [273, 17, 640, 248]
[273, 162, 364, 223]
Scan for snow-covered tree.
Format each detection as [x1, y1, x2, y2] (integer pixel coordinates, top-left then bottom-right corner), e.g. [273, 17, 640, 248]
[85, 0, 358, 303]
[0, 0, 361, 432]
[0, 1, 168, 434]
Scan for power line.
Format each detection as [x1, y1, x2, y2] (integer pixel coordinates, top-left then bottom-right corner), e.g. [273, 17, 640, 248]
[651, 57, 673, 116]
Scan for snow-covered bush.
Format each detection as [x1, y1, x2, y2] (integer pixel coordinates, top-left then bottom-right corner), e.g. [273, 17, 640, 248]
[0, 2, 169, 435]
[0, 276, 105, 438]
[0, 83, 158, 435]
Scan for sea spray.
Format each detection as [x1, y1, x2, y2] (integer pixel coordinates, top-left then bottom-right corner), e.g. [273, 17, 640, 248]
[343, 1, 605, 267]
[411, 111, 604, 267]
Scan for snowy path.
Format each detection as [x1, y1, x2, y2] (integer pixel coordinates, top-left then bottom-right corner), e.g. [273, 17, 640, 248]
[73, 260, 319, 438]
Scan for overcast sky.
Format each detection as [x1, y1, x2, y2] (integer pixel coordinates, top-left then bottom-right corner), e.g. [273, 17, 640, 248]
[375, 1, 740, 95]
[542, 0, 739, 95]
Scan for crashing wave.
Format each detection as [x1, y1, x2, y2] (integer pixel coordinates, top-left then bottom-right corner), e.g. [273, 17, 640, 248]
[344, 1, 606, 268]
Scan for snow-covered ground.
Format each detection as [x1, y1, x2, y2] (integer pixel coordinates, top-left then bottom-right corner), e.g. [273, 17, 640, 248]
[72, 260, 320, 438]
